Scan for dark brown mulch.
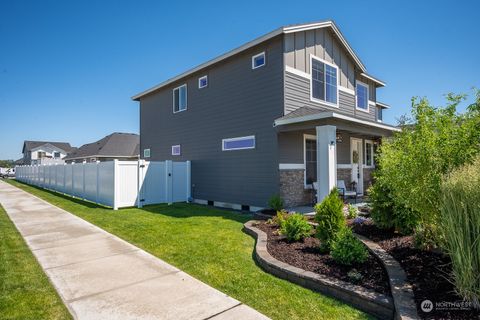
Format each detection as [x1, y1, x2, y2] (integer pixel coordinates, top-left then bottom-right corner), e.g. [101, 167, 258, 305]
[255, 221, 391, 296]
[258, 209, 276, 216]
[351, 219, 480, 320]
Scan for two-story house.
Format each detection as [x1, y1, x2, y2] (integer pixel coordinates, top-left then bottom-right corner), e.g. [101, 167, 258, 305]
[22, 141, 74, 165]
[133, 20, 399, 210]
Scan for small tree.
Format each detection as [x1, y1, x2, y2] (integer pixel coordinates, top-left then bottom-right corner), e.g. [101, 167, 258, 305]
[370, 89, 480, 238]
[314, 188, 345, 251]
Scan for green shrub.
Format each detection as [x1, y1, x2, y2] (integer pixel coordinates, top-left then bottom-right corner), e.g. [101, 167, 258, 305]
[439, 157, 480, 308]
[347, 268, 363, 283]
[370, 90, 480, 240]
[267, 210, 289, 228]
[347, 204, 358, 219]
[268, 195, 284, 212]
[279, 213, 312, 242]
[314, 188, 345, 251]
[331, 228, 368, 266]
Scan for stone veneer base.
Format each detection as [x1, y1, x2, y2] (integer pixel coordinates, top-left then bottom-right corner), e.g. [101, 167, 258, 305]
[243, 221, 395, 319]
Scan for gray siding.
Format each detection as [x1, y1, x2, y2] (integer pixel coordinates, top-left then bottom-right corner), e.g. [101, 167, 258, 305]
[284, 71, 377, 122]
[140, 37, 284, 207]
[284, 29, 355, 89]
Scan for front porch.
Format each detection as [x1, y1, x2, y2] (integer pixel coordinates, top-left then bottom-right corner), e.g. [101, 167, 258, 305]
[275, 110, 398, 207]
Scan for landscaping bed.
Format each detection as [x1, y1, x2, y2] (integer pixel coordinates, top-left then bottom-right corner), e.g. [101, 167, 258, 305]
[350, 219, 479, 319]
[255, 221, 390, 296]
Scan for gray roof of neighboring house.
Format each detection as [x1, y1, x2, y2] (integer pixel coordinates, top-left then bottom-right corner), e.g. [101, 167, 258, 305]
[64, 133, 139, 161]
[132, 20, 385, 101]
[22, 141, 74, 154]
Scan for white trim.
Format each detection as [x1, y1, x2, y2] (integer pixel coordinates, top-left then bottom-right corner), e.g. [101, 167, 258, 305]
[364, 139, 375, 168]
[279, 163, 305, 170]
[285, 65, 310, 79]
[172, 84, 187, 113]
[214, 201, 242, 210]
[198, 75, 208, 89]
[132, 21, 374, 101]
[303, 134, 317, 188]
[274, 111, 401, 132]
[350, 137, 364, 194]
[360, 72, 386, 87]
[252, 52, 266, 69]
[171, 145, 181, 156]
[193, 198, 208, 205]
[355, 80, 369, 113]
[337, 164, 352, 169]
[309, 54, 339, 108]
[368, 100, 376, 107]
[338, 86, 355, 95]
[222, 135, 256, 151]
[376, 101, 390, 109]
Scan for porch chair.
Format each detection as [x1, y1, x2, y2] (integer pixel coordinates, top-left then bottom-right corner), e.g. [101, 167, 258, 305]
[337, 180, 358, 203]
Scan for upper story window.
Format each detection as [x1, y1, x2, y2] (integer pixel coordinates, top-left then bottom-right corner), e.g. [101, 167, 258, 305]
[173, 84, 187, 113]
[53, 152, 61, 158]
[222, 135, 255, 151]
[311, 56, 338, 106]
[37, 151, 46, 158]
[356, 81, 369, 111]
[171, 145, 181, 156]
[252, 52, 265, 69]
[198, 76, 208, 89]
[377, 106, 383, 122]
[143, 148, 151, 158]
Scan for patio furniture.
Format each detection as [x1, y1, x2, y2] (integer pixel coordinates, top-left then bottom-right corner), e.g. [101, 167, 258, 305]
[337, 180, 358, 203]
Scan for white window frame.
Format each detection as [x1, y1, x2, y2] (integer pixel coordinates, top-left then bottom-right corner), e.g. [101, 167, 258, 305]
[198, 75, 208, 89]
[172, 84, 187, 113]
[171, 145, 181, 156]
[376, 106, 383, 123]
[309, 54, 339, 108]
[303, 134, 317, 189]
[364, 140, 375, 168]
[222, 135, 255, 151]
[251, 52, 266, 69]
[355, 80, 369, 113]
[143, 148, 151, 158]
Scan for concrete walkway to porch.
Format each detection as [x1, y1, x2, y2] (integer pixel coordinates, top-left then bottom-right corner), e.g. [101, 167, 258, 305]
[0, 181, 269, 320]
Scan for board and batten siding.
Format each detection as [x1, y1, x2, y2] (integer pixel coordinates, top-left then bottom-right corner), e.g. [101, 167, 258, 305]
[284, 29, 356, 90]
[284, 71, 377, 122]
[139, 36, 284, 208]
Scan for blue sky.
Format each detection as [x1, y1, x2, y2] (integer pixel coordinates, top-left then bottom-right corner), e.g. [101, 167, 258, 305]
[1, 0, 479, 160]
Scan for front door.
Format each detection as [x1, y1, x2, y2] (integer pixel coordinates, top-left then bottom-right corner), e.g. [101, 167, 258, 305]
[350, 138, 363, 194]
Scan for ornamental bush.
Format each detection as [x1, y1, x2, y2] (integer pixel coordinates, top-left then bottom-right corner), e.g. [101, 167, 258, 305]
[439, 157, 480, 308]
[268, 194, 284, 212]
[279, 213, 312, 242]
[331, 227, 368, 266]
[314, 188, 345, 251]
[370, 89, 480, 238]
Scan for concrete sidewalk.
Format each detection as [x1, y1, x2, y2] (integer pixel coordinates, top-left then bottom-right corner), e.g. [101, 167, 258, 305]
[0, 181, 269, 320]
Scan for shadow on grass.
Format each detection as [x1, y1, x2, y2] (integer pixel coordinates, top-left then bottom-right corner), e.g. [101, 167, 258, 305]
[9, 179, 253, 224]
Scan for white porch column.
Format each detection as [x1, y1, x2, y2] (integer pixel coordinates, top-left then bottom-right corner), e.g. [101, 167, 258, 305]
[316, 125, 337, 202]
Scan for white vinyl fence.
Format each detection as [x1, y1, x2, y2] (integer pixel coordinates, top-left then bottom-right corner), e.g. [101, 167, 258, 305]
[15, 160, 191, 209]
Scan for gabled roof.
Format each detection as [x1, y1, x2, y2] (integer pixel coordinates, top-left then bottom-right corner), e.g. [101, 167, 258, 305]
[132, 20, 382, 101]
[64, 133, 139, 161]
[22, 141, 73, 154]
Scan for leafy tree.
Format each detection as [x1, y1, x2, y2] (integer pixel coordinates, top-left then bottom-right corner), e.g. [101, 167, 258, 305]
[370, 89, 480, 237]
[0, 160, 14, 168]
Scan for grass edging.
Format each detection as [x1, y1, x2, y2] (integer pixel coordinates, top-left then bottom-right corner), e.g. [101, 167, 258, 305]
[354, 233, 419, 320]
[243, 220, 394, 319]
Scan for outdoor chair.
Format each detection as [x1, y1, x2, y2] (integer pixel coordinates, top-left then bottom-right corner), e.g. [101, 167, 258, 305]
[337, 180, 358, 203]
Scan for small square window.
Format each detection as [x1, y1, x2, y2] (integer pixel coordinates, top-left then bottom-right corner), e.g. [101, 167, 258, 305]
[252, 52, 265, 69]
[172, 145, 181, 156]
[143, 149, 151, 158]
[198, 76, 208, 89]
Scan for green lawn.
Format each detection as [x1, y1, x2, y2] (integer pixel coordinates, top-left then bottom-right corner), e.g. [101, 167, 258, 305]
[4, 179, 371, 320]
[0, 204, 72, 320]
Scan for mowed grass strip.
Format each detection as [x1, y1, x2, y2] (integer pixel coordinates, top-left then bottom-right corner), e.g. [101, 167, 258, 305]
[0, 204, 71, 320]
[4, 179, 371, 320]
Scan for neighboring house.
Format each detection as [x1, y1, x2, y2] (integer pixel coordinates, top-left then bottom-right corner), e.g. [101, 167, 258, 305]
[133, 20, 399, 210]
[64, 132, 139, 163]
[22, 141, 74, 165]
